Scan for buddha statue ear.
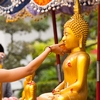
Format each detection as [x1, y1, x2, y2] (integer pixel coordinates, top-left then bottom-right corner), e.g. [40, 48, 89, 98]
[79, 34, 83, 49]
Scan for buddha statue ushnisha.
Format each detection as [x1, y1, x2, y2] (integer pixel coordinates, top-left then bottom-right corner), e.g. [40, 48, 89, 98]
[37, 0, 90, 100]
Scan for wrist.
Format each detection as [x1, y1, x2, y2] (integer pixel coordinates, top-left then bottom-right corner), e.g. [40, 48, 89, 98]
[48, 46, 52, 52]
[44, 46, 52, 53]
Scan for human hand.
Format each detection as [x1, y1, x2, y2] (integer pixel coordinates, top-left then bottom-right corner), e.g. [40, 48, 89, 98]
[0, 52, 6, 61]
[49, 43, 67, 55]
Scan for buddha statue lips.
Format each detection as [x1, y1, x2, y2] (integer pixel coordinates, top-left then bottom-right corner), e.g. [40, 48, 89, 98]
[33, 0, 52, 6]
[59, 41, 68, 52]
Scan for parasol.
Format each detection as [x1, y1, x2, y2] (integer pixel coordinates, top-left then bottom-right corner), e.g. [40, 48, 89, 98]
[0, 0, 100, 100]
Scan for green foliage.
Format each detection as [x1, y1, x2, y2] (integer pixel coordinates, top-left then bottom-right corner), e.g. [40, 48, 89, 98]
[31, 38, 57, 72]
[37, 80, 58, 96]
[30, 17, 50, 39]
[87, 79, 96, 100]
[87, 56, 96, 100]
[31, 39, 56, 66]
[86, 39, 97, 100]
[84, 10, 98, 40]
[30, 18, 49, 32]
[0, 16, 33, 70]
[0, 16, 31, 34]
[85, 10, 98, 100]
[37, 67, 57, 81]
[3, 41, 34, 69]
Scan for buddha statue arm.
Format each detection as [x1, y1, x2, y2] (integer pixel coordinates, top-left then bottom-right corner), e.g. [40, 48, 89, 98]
[59, 81, 81, 94]
[77, 53, 90, 87]
[52, 81, 65, 94]
[59, 54, 90, 94]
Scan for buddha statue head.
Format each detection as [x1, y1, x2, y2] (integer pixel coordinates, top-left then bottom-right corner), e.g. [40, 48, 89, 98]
[25, 73, 35, 82]
[63, 0, 89, 50]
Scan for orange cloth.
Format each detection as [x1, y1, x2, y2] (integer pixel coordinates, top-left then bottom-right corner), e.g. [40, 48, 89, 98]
[34, 0, 51, 6]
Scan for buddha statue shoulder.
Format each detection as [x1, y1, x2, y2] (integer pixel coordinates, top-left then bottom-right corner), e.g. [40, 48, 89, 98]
[37, 0, 90, 100]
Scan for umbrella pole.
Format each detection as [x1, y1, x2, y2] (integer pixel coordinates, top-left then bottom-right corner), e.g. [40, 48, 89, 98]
[96, 3, 100, 100]
[51, 10, 62, 83]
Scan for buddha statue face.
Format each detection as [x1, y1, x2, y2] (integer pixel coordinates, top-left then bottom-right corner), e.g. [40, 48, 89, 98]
[62, 14, 89, 51]
[60, 0, 89, 51]
[62, 27, 79, 50]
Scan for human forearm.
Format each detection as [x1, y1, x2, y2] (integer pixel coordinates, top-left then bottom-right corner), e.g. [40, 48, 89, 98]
[0, 47, 51, 82]
[26, 47, 51, 74]
[25, 43, 65, 74]
[0, 44, 65, 82]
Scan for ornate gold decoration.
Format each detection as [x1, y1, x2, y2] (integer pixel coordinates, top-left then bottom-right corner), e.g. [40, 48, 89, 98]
[6, 8, 48, 23]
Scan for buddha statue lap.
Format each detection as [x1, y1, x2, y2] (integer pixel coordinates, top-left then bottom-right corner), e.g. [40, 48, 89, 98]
[37, 0, 90, 100]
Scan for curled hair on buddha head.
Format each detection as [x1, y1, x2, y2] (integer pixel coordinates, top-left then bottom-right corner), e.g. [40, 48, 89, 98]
[64, 0, 89, 48]
[0, 44, 4, 53]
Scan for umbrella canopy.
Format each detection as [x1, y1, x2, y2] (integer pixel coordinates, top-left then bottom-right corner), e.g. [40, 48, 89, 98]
[0, 0, 99, 22]
[0, 0, 31, 15]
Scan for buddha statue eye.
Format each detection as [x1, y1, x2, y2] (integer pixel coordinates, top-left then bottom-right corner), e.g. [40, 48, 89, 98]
[64, 32, 68, 36]
[65, 32, 68, 36]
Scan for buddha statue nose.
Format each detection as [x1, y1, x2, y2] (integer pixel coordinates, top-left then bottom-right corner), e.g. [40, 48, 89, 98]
[62, 36, 66, 43]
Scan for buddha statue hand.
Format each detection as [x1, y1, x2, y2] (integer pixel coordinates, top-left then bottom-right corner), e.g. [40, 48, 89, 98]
[29, 98, 33, 100]
[52, 89, 60, 95]
[52, 94, 64, 100]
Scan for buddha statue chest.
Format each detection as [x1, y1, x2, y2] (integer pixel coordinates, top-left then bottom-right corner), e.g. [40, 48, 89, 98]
[62, 52, 83, 85]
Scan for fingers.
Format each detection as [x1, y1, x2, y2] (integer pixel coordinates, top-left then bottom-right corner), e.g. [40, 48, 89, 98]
[49, 43, 67, 55]
[0, 52, 6, 60]
[58, 43, 65, 46]
[52, 89, 60, 95]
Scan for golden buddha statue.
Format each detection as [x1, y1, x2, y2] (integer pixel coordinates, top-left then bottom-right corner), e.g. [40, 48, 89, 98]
[37, 0, 90, 100]
[21, 73, 36, 100]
